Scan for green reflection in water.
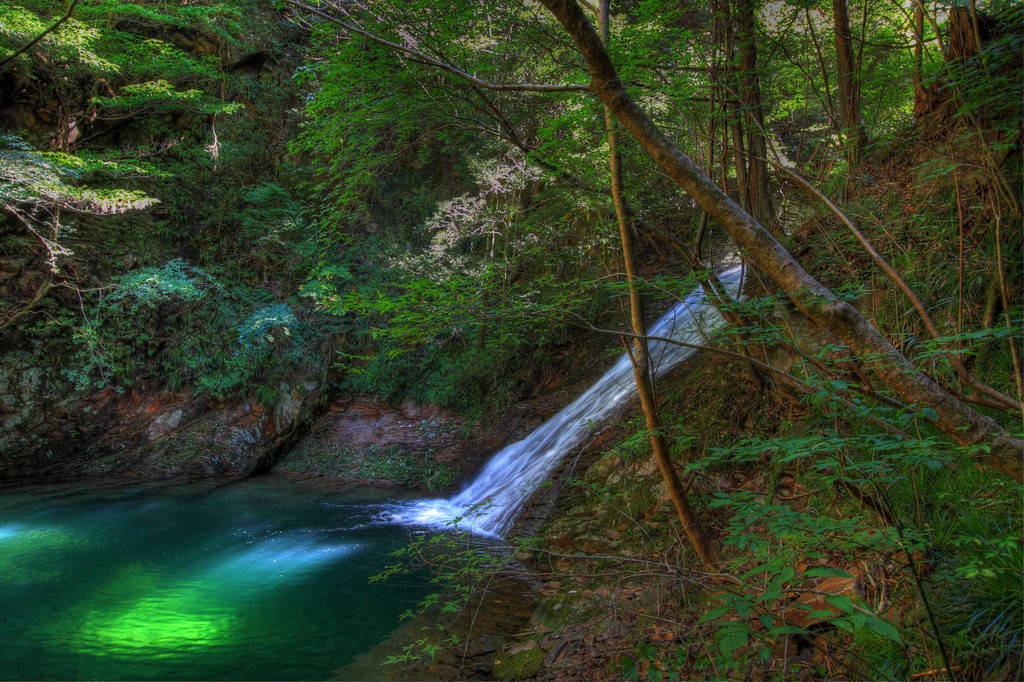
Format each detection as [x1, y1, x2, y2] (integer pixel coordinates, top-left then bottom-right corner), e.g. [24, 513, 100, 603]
[0, 524, 88, 584]
[0, 477, 437, 680]
[76, 538, 359, 655]
[77, 563, 237, 654]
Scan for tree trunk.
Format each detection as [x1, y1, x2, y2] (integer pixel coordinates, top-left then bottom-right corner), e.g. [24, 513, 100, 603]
[598, 0, 720, 568]
[912, 0, 926, 114]
[728, 99, 750, 211]
[736, 0, 775, 229]
[540, 0, 1023, 482]
[720, 11, 749, 209]
[832, 0, 867, 166]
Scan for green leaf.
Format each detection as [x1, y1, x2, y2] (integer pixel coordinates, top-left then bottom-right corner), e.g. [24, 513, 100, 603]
[833, 616, 855, 633]
[767, 625, 807, 636]
[804, 567, 856, 579]
[740, 563, 768, 581]
[717, 628, 749, 656]
[755, 591, 785, 603]
[698, 606, 732, 623]
[824, 594, 855, 613]
[865, 616, 903, 644]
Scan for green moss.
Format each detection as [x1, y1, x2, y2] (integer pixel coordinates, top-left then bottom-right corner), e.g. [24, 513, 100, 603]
[532, 590, 605, 630]
[493, 643, 544, 681]
[277, 440, 457, 491]
[357, 444, 458, 491]
[277, 442, 361, 476]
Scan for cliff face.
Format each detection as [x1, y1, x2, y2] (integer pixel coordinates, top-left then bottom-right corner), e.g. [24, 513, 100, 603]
[0, 1, 325, 476]
[0, 361, 324, 478]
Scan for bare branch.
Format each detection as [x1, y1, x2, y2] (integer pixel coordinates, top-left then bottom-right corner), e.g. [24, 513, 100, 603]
[538, 309, 913, 439]
[538, 0, 1021, 479]
[282, 1, 591, 93]
[716, 78, 1021, 414]
[0, 0, 80, 70]
[0, 273, 53, 335]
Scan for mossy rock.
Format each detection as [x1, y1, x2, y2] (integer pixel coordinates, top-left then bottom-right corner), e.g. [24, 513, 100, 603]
[583, 452, 620, 484]
[574, 534, 611, 554]
[533, 590, 605, 629]
[493, 641, 544, 681]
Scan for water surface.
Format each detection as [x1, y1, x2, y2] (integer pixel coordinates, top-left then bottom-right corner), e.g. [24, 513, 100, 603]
[0, 476, 439, 680]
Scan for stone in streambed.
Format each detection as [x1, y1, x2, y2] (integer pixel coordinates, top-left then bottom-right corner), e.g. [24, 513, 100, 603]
[493, 640, 543, 681]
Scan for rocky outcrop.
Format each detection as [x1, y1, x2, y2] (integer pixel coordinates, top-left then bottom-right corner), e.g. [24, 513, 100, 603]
[0, 359, 562, 485]
[111, 378, 325, 477]
[0, 354, 85, 474]
[0, 356, 325, 478]
[0, 329, 589, 483]
[274, 397, 547, 492]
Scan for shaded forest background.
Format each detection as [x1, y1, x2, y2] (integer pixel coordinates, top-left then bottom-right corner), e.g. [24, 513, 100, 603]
[1, 0, 1021, 679]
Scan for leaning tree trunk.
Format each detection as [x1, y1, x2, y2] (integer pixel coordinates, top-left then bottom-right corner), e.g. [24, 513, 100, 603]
[598, 0, 720, 569]
[832, 0, 867, 166]
[540, 0, 1023, 482]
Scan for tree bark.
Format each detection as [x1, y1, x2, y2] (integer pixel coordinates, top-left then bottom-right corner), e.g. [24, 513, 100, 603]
[718, 10, 749, 210]
[912, 0, 926, 114]
[598, 0, 720, 568]
[728, 100, 750, 210]
[540, 0, 1023, 482]
[736, 0, 775, 229]
[832, 0, 867, 166]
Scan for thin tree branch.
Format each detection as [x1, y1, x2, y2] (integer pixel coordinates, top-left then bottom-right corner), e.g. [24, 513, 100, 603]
[0, 0, 80, 70]
[283, 1, 591, 93]
[0, 274, 54, 335]
[536, 309, 913, 438]
[714, 78, 1021, 413]
[540, 0, 1024, 479]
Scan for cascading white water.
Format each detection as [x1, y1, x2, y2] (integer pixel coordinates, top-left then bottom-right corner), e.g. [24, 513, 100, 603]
[388, 265, 743, 537]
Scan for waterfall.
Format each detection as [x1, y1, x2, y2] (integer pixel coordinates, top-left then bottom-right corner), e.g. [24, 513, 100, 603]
[386, 266, 743, 537]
